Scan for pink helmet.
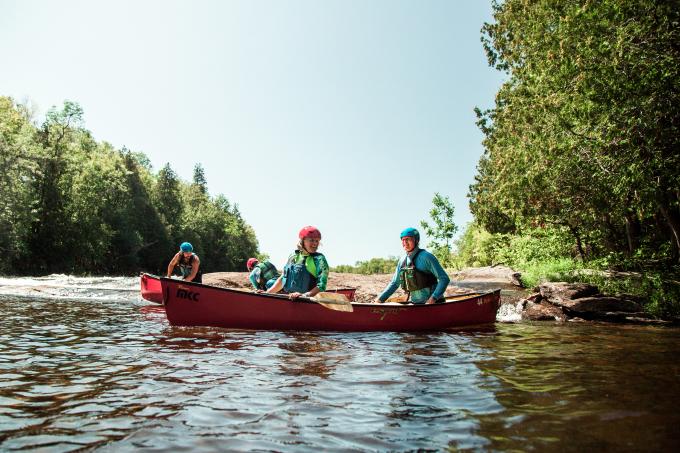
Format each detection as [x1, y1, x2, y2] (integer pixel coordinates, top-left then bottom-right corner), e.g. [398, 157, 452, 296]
[246, 258, 259, 270]
[299, 226, 321, 240]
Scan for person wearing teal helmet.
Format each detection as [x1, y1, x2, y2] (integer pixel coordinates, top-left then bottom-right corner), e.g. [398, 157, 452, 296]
[374, 227, 449, 304]
[166, 242, 202, 283]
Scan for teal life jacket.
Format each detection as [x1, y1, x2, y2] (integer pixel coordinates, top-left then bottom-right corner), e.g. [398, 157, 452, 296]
[283, 252, 318, 293]
[256, 261, 280, 289]
[399, 249, 437, 293]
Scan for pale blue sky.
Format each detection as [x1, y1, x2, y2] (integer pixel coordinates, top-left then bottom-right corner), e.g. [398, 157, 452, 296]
[1, 0, 504, 267]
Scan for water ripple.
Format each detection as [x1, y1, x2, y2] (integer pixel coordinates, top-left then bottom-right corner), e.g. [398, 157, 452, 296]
[0, 278, 679, 451]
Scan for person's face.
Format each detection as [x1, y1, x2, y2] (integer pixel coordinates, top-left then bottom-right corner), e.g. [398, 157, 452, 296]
[401, 236, 416, 253]
[182, 251, 192, 258]
[303, 237, 320, 253]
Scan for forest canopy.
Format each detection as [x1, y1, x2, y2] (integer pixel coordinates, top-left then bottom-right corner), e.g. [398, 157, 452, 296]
[469, 0, 680, 265]
[0, 97, 259, 275]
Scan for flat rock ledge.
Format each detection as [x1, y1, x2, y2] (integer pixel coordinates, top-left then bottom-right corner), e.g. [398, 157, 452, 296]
[451, 265, 524, 287]
[506, 282, 671, 325]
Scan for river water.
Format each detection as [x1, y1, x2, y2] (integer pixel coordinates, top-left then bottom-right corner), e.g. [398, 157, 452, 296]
[0, 275, 678, 451]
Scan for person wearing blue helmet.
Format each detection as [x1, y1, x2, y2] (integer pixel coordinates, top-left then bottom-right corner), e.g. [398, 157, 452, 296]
[375, 227, 450, 304]
[166, 242, 202, 283]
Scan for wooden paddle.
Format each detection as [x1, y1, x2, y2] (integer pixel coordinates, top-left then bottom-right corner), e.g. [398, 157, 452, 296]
[386, 292, 481, 304]
[231, 287, 353, 312]
[309, 292, 354, 312]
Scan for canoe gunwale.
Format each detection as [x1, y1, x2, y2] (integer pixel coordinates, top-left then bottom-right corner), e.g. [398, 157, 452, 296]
[158, 275, 500, 308]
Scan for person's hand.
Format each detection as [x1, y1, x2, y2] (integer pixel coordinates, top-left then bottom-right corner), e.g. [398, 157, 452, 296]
[254, 289, 264, 294]
[425, 297, 436, 305]
[288, 292, 302, 300]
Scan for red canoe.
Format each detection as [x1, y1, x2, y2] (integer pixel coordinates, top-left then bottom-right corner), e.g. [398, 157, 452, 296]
[140, 273, 164, 303]
[140, 273, 357, 304]
[160, 277, 500, 332]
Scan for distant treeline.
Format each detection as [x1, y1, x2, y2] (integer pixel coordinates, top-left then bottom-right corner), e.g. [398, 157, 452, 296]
[0, 97, 258, 275]
[332, 257, 398, 275]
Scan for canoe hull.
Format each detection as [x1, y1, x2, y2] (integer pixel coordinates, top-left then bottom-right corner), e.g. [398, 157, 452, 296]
[161, 277, 500, 332]
[140, 273, 358, 304]
[140, 273, 163, 304]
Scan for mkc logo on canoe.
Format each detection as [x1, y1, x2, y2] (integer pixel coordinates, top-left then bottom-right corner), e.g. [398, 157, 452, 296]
[176, 285, 200, 301]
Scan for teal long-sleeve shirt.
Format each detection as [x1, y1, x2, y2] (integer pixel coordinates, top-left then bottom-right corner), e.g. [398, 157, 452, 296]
[378, 247, 450, 303]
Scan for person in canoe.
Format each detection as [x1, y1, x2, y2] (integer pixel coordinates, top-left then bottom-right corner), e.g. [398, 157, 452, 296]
[267, 226, 329, 300]
[246, 257, 280, 291]
[375, 227, 449, 304]
[166, 242, 202, 283]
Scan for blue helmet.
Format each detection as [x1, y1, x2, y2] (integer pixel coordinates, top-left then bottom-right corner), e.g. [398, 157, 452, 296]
[180, 242, 193, 252]
[400, 227, 420, 243]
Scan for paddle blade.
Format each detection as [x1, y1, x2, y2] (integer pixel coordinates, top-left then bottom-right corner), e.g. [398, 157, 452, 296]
[311, 292, 354, 312]
[386, 295, 409, 303]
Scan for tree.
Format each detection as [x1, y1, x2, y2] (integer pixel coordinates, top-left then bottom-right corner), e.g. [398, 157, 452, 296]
[153, 163, 183, 243]
[471, 0, 680, 263]
[192, 163, 208, 194]
[27, 101, 84, 272]
[420, 193, 458, 267]
[0, 97, 39, 272]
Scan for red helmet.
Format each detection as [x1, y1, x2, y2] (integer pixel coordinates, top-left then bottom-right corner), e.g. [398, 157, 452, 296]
[246, 258, 259, 270]
[299, 225, 321, 240]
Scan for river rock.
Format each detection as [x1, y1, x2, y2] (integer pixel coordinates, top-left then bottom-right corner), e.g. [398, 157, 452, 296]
[452, 265, 524, 287]
[522, 300, 567, 322]
[539, 282, 599, 304]
[554, 296, 644, 315]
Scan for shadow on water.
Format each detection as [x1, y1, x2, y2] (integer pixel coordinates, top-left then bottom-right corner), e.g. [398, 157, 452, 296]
[470, 323, 680, 451]
[276, 333, 347, 380]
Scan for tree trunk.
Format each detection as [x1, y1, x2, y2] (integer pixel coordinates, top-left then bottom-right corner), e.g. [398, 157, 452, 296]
[658, 203, 680, 261]
[568, 225, 586, 261]
[624, 212, 641, 256]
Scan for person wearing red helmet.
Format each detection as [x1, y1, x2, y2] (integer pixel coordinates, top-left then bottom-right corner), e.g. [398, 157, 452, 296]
[267, 225, 329, 300]
[246, 257, 280, 291]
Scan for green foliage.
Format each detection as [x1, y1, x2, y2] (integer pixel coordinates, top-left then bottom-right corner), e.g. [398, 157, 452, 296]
[454, 222, 574, 275]
[454, 222, 680, 316]
[453, 222, 505, 268]
[420, 193, 458, 267]
[333, 257, 398, 274]
[0, 96, 260, 275]
[471, 0, 680, 263]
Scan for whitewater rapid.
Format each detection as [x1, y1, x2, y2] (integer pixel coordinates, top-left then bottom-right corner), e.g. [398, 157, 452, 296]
[0, 274, 141, 302]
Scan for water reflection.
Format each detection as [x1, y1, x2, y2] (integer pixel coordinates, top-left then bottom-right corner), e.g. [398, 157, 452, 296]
[277, 333, 346, 379]
[472, 323, 680, 451]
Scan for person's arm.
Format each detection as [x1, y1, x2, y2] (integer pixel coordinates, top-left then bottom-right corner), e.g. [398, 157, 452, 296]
[166, 253, 180, 277]
[186, 255, 200, 281]
[423, 252, 450, 304]
[267, 276, 284, 294]
[375, 261, 402, 303]
[248, 268, 261, 290]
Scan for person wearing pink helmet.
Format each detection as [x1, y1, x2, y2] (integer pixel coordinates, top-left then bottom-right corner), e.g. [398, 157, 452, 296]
[246, 257, 280, 291]
[267, 226, 329, 300]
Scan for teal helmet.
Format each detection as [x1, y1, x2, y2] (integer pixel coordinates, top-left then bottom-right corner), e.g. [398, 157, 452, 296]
[180, 242, 193, 252]
[400, 227, 420, 243]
